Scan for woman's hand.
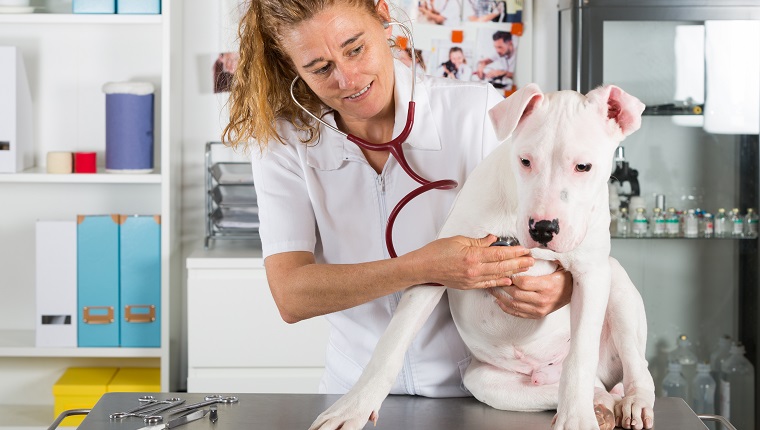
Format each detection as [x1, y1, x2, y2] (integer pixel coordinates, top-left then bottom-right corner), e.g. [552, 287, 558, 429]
[489, 267, 573, 319]
[407, 234, 534, 290]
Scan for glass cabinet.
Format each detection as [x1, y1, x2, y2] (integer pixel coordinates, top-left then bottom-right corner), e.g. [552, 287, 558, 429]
[559, 1, 759, 427]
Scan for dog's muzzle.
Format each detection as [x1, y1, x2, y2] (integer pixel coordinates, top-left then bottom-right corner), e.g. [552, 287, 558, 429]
[528, 218, 560, 246]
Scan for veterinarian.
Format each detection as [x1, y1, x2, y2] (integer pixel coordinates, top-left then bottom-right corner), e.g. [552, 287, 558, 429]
[223, 0, 573, 397]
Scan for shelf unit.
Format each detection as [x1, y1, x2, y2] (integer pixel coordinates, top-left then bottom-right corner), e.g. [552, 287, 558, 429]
[0, 3, 183, 428]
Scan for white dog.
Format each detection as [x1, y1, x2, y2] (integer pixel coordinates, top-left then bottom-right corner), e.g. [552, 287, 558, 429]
[309, 84, 656, 430]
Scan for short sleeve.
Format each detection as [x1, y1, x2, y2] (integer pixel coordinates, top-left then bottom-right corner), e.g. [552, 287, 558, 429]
[251, 140, 317, 259]
[482, 84, 506, 158]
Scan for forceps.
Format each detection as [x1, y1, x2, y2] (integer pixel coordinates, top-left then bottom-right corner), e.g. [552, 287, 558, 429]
[143, 395, 239, 425]
[110, 398, 185, 420]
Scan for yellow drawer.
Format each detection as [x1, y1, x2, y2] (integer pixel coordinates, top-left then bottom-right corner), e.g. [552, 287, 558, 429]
[53, 367, 119, 426]
[108, 367, 160, 392]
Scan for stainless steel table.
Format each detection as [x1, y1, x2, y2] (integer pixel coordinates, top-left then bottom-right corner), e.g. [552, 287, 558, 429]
[76, 392, 708, 430]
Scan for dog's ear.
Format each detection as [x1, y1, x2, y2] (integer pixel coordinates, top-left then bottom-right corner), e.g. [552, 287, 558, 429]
[489, 83, 544, 142]
[586, 85, 645, 139]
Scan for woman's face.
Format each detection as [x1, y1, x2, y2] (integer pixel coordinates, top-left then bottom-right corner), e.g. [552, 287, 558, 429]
[281, 4, 395, 125]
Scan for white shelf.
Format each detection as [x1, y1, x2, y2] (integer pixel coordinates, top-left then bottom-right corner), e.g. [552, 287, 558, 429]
[0, 13, 161, 25]
[0, 331, 162, 358]
[0, 168, 161, 184]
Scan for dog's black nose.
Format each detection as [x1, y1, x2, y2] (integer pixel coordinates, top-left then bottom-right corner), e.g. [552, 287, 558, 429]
[528, 218, 560, 246]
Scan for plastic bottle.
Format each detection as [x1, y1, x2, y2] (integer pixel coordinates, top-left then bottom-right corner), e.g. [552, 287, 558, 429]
[702, 212, 714, 238]
[710, 335, 732, 414]
[616, 207, 630, 237]
[632, 207, 648, 237]
[662, 361, 689, 402]
[666, 207, 680, 237]
[652, 207, 666, 237]
[730, 208, 743, 237]
[714, 208, 728, 237]
[745, 208, 758, 237]
[692, 363, 716, 415]
[670, 334, 698, 389]
[684, 209, 698, 238]
[720, 343, 755, 430]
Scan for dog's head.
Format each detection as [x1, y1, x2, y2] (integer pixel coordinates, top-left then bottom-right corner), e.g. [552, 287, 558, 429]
[489, 84, 644, 253]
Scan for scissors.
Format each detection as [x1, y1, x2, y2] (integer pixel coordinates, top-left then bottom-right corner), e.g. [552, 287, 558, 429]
[143, 395, 239, 425]
[290, 20, 458, 269]
[110, 397, 185, 420]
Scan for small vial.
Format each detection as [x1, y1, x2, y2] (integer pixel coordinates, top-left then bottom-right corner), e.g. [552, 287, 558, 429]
[684, 209, 698, 238]
[731, 208, 743, 237]
[652, 207, 666, 237]
[745, 208, 758, 237]
[666, 207, 680, 237]
[632, 207, 648, 237]
[715, 208, 728, 237]
[617, 207, 630, 237]
[703, 212, 714, 238]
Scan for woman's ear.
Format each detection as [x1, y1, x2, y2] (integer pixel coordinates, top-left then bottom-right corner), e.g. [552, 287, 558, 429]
[376, 0, 392, 35]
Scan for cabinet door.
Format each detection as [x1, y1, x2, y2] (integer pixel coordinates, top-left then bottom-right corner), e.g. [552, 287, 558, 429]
[187, 267, 329, 368]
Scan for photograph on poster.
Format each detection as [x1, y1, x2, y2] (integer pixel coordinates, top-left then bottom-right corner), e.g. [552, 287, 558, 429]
[464, 0, 523, 23]
[213, 52, 240, 93]
[430, 40, 475, 81]
[416, 0, 464, 26]
[471, 27, 518, 91]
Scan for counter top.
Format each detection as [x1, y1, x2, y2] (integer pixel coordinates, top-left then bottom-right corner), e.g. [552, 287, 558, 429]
[78, 392, 707, 430]
[187, 241, 264, 269]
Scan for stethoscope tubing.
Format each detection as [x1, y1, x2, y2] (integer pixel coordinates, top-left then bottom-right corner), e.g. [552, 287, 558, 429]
[290, 20, 458, 282]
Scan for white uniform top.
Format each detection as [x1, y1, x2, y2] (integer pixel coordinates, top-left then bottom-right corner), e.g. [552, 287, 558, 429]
[251, 60, 504, 397]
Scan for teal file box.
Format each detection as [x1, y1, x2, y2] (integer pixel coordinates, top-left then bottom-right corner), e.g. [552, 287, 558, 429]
[117, 0, 160, 14]
[77, 215, 120, 347]
[120, 215, 161, 347]
[73, 0, 116, 13]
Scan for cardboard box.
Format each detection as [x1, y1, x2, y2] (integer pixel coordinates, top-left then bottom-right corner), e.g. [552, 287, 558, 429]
[120, 215, 161, 347]
[117, 0, 160, 14]
[0, 46, 33, 173]
[77, 215, 120, 347]
[107, 367, 160, 392]
[35, 221, 77, 348]
[73, 0, 115, 13]
[53, 367, 118, 427]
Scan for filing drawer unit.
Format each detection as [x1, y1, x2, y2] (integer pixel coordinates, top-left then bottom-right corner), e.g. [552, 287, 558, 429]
[186, 247, 329, 393]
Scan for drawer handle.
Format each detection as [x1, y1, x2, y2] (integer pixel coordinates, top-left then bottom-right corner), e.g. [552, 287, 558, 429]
[82, 306, 114, 324]
[125, 304, 156, 323]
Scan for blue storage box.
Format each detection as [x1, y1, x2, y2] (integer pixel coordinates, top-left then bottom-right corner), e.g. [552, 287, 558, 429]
[117, 0, 160, 14]
[73, 0, 116, 14]
[119, 215, 161, 347]
[103, 82, 155, 173]
[77, 215, 120, 347]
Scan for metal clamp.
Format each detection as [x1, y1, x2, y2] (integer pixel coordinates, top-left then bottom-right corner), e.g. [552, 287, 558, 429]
[698, 414, 738, 430]
[47, 409, 91, 430]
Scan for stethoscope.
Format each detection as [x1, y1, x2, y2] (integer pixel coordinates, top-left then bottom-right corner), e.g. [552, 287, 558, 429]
[289, 20, 458, 260]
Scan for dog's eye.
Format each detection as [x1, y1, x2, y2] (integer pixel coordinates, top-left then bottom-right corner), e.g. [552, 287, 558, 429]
[520, 158, 531, 168]
[575, 163, 592, 172]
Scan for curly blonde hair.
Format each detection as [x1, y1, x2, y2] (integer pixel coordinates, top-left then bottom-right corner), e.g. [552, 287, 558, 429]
[222, 0, 385, 152]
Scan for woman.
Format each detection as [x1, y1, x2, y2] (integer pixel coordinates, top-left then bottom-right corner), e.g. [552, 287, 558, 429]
[223, 0, 572, 397]
[436, 46, 473, 81]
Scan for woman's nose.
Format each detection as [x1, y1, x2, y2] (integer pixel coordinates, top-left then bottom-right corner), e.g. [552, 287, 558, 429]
[333, 64, 356, 89]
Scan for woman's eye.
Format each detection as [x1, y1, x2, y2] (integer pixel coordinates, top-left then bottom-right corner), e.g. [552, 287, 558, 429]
[575, 163, 592, 172]
[313, 64, 331, 75]
[520, 158, 531, 168]
[349, 45, 364, 56]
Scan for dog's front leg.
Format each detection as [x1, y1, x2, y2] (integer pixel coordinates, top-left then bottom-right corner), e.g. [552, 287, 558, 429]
[309, 285, 447, 430]
[533, 249, 611, 430]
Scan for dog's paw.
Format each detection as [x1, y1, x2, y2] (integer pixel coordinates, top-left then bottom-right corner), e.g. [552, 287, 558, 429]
[308, 390, 383, 430]
[551, 409, 602, 430]
[614, 389, 655, 430]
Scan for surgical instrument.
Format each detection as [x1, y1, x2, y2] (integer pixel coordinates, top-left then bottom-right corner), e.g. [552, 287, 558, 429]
[137, 409, 209, 430]
[109, 396, 182, 419]
[110, 398, 185, 421]
[143, 395, 238, 424]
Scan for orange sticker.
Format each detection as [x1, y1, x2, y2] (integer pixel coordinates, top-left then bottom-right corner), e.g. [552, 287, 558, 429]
[504, 87, 517, 97]
[451, 30, 464, 43]
[511, 23, 524, 37]
[396, 36, 408, 50]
